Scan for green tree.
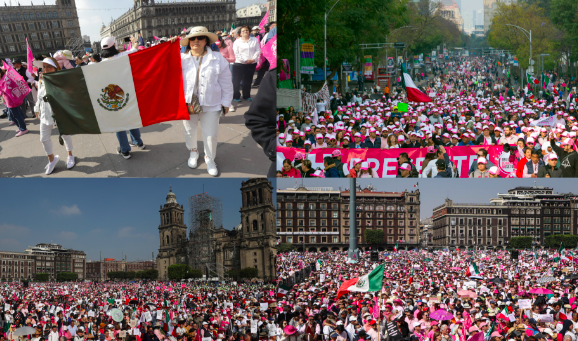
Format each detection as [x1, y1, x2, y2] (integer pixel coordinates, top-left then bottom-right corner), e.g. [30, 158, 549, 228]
[550, 0, 578, 77]
[188, 269, 202, 279]
[509, 236, 533, 249]
[279, 0, 408, 82]
[35, 273, 49, 282]
[487, 2, 560, 69]
[239, 267, 259, 278]
[545, 235, 578, 249]
[364, 229, 384, 244]
[277, 243, 296, 253]
[56, 272, 78, 281]
[167, 264, 191, 280]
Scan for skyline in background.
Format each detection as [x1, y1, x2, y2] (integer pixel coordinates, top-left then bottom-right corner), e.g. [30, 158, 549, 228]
[22, 0, 267, 42]
[0, 178, 274, 262]
[277, 179, 578, 221]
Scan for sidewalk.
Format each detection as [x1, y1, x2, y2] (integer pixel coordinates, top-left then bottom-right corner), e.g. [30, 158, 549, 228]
[0, 87, 269, 178]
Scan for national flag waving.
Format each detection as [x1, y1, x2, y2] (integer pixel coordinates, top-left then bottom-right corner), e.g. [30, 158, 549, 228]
[316, 259, 324, 271]
[43, 42, 189, 136]
[336, 264, 384, 298]
[276, 284, 291, 298]
[401, 64, 432, 103]
[465, 261, 480, 277]
[559, 242, 567, 261]
[526, 72, 539, 85]
[393, 243, 399, 252]
[543, 73, 550, 90]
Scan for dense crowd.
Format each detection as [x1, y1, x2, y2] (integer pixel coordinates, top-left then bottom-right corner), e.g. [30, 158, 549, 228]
[275, 249, 578, 341]
[0, 280, 282, 341]
[277, 56, 578, 178]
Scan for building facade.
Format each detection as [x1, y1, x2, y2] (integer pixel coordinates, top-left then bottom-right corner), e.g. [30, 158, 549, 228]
[440, 0, 464, 32]
[100, 0, 236, 46]
[157, 179, 276, 280]
[484, 0, 516, 33]
[0, 0, 82, 58]
[431, 186, 578, 249]
[0, 251, 35, 281]
[86, 259, 156, 281]
[276, 186, 421, 251]
[24, 243, 86, 280]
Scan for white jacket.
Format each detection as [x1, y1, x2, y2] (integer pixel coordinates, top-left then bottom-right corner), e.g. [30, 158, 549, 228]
[34, 80, 55, 126]
[181, 48, 233, 112]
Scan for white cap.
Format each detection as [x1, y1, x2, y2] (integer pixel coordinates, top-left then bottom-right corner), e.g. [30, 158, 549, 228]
[101, 36, 116, 50]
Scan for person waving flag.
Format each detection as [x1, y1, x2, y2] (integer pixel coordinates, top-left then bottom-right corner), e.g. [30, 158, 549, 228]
[401, 64, 432, 103]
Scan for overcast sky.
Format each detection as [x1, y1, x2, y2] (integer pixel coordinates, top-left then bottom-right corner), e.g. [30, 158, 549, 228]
[277, 179, 578, 221]
[0, 178, 274, 262]
[23, 0, 265, 42]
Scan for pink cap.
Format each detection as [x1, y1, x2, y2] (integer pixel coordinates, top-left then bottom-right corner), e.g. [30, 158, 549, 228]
[332, 150, 342, 157]
[399, 163, 411, 171]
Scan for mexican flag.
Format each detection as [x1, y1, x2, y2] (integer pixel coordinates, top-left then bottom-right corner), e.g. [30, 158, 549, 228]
[465, 261, 480, 277]
[393, 243, 398, 252]
[316, 259, 324, 271]
[401, 64, 432, 103]
[276, 284, 291, 298]
[543, 73, 550, 90]
[525, 85, 534, 99]
[526, 72, 539, 85]
[43, 42, 189, 136]
[560, 242, 567, 261]
[336, 264, 384, 298]
[496, 306, 509, 319]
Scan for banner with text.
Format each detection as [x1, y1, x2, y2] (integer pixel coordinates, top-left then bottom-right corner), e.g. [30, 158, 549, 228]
[277, 146, 518, 178]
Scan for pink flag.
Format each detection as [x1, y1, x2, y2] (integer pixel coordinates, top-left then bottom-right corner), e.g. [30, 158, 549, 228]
[372, 297, 379, 319]
[26, 38, 33, 70]
[0, 61, 31, 108]
[261, 35, 276, 69]
[183, 27, 187, 32]
[128, 42, 132, 50]
[258, 11, 269, 34]
[153, 35, 160, 41]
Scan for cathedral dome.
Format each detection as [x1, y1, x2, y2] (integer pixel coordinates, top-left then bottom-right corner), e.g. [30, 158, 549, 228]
[166, 187, 177, 205]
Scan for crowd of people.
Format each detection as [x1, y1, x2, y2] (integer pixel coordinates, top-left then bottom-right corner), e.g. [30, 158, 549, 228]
[1, 22, 276, 176]
[0, 280, 282, 341]
[276, 56, 578, 178]
[275, 248, 578, 341]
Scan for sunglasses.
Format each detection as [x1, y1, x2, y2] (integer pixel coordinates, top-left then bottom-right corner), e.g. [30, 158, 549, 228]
[190, 36, 206, 41]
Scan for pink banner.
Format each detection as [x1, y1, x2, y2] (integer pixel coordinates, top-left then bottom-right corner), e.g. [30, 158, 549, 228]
[277, 145, 518, 178]
[258, 11, 269, 34]
[280, 59, 290, 81]
[261, 34, 276, 70]
[0, 60, 31, 108]
[26, 38, 33, 71]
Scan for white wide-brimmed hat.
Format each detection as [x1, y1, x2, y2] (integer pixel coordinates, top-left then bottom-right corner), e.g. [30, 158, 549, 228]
[180, 26, 218, 46]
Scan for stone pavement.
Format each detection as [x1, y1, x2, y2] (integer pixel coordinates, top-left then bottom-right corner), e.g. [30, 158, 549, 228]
[0, 87, 270, 178]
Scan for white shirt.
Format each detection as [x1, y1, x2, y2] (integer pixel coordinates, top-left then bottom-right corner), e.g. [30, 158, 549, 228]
[316, 101, 326, 113]
[233, 37, 261, 64]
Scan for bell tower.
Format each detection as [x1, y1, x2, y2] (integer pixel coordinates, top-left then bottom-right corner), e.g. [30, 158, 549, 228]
[157, 188, 187, 280]
[238, 179, 276, 279]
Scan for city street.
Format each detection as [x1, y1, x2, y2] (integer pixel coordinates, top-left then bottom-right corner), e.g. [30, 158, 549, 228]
[0, 87, 269, 178]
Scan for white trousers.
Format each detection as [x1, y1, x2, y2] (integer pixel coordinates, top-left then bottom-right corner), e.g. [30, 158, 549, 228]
[182, 110, 220, 160]
[40, 122, 73, 156]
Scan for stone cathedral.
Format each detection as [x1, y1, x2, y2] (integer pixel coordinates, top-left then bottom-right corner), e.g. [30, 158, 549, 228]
[156, 179, 276, 280]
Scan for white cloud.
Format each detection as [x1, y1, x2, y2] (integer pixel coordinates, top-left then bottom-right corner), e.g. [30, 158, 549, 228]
[117, 226, 153, 239]
[58, 231, 78, 241]
[52, 205, 81, 216]
[0, 223, 30, 236]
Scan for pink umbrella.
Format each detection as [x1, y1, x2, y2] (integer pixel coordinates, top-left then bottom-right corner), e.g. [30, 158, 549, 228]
[451, 267, 461, 270]
[529, 288, 553, 295]
[430, 309, 454, 321]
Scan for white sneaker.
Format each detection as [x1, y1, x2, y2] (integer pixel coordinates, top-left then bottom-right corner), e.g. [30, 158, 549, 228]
[229, 106, 236, 112]
[45, 155, 60, 175]
[205, 156, 218, 176]
[188, 151, 199, 169]
[66, 155, 75, 169]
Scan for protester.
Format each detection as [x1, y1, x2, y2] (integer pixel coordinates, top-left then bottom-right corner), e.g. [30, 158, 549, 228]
[177, 26, 233, 176]
[0, 67, 29, 137]
[232, 26, 261, 103]
[33, 57, 75, 174]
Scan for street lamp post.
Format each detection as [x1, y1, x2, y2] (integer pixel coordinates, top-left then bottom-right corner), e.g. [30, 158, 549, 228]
[503, 24, 532, 72]
[324, 0, 343, 83]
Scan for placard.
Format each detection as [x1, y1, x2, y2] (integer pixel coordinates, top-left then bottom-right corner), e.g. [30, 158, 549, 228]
[320, 274, 326, 283]
[518, 299, 531, 309]
[251, 320, 258, 333]
[144, 311, 152, 322]
[260, 303, 268, 311]
[535, 314, 553, 322]
[88, 311, 95, 317]
[386, 321, 403, 341]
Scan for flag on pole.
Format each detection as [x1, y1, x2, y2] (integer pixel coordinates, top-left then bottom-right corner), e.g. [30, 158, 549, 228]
[25, 38, 33, 71]
[42, 42, 189, 136]
[465, 261, 480, 277]
[276, 284, 291, 298]
[526, 72, 539, 85]
[336, 264, 384, 298]
[393, 243, 398, 252]
[559, 242, 567, 261]
[401, 64, 432, 102]
[258, 11, 269, 34]
[414, 182, 418, 188]
[543, 74, 550, 90]
[316, 260, 324, 271]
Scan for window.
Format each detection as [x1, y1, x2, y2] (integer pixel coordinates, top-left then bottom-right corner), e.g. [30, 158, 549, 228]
[2, 25, 9, 31]
[28, 23, 34, 30]
[18, 34, 24, 41]
[42, 12, 47, 19]
[36, 13, 41, 19]
[310, 237, 316, 243]
[54, 31, 60, 38]
[309, 204, 315, 210]
[287, 237, 292, 243]
[332, 212, 338, 218]
[297, 203, 304, 210]
[286, 203, 292, 209]
[41, 22, 46, 29]
[309, 220, 316, 226]
[333, 237, 338, 243]
[43, 32, 49, 39]
[310, 211, 316, 218]
[16, 24, 22, 31]
[53, 12, 58, 19]
[286, 211, 292, 218]
[52, 21, 58, 28]
[286, 220, 293, 226]
[6, 35, 13, 42]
